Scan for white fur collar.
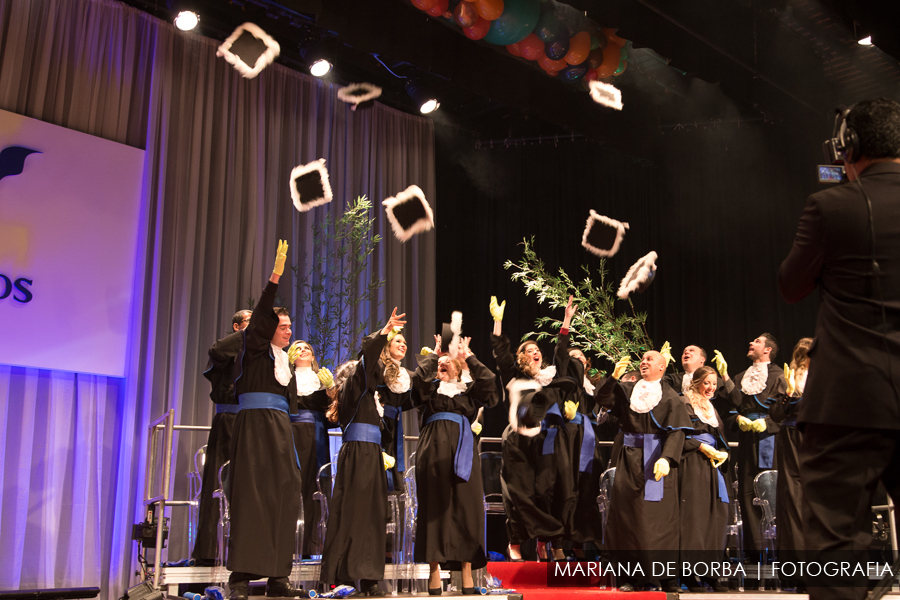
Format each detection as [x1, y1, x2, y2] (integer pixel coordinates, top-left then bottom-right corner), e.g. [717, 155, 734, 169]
[583, 376, 595, 396]
[630, 379, 663, 413]
[797, 368, 808, 395]
[682, 372, 693, 394]
[374, 391, 384, 418]
[687, 391, 719, 427]
[386, 359, 411, 394]
[533, 365, 556, 386]
[272, 344, 292, 387]
[438, 379, 468, 398]
[295, 365, 322, 396]
[741, 362, 769, 396]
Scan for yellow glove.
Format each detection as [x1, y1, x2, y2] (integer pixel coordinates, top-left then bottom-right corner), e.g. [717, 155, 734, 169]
[784, 363, 796, 397]
[420, 346, 433, 356]
[489, 296, 506, 322]
[564, 400, 579, 420]
[712, 350, 728, 379]
[317, 367, 334, 389]
[273, 239, 288, 276]
[752, 418, 768, 433]
[737, 415, 753, 431]
[711, 450, 728, 469]
[612, 356, 632, 380]
[287, 341, 302, 365]
[659, 341, 674, 366]
[382, 452, 396, 471]
[653, 458, 670, 481]
[471, 421, 483, 435]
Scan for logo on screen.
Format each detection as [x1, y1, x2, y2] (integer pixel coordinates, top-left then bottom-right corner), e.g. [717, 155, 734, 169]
[0, 146, 41, 183]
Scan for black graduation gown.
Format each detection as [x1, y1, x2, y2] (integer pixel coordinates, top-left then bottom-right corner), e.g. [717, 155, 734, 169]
[413, 354, 499, 569]
[319, 331, 388, 584]
[593, 377, 691, 557]
[491, 334, 565, 545]
[726, 363, 787, 554]
[679, 402, 730, 554]
[227, 281, 301, 578]
[663, 371, 738, 432]
[770, 389, 804, 554]
[192, 330, 243, 563]
[290, 381, 331, 556]
[377, 363, 417, 492]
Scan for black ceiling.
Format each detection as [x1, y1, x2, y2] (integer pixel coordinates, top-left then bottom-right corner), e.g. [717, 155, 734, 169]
[120, 0, 900, 159]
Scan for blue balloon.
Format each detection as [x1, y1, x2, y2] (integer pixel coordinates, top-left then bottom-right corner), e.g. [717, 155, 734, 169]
[483, 0, 541, 45]
[545, 35, 569, 60]
[558, 63, 588, 82]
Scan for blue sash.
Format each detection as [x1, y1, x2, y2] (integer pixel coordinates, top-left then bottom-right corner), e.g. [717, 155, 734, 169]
[622, 432, 665, 501]
[541, 404, 564, 456]
[344, 422, 382, 445]
[567, 412, 596, 473]
[746, 410, 775, 469]
[382, 404, 406, 472]
[424, 412, 473, 482]
[215, 404, 240, 414]
[691, 432, 730, 503]
[237, 393, 299, 469]
[313, 411, 331, 468]
[290, 409, 316, 424]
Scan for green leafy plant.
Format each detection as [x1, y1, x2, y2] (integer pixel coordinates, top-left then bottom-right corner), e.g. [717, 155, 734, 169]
[292, 195, 384, 369]
[504, 237, 653, 371]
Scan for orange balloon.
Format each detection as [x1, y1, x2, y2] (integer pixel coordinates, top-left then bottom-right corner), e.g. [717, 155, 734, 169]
[412, 0, 439, 10]
[474, 0, 504, 21]
[596, 44, 620, 77]
[506, 42, 523, 57]
[602, 27, 627, 48]
[519, 33, 543, 61]
[538, 53, 566, 72]
[463, 15, 491, 40]
[564, 31, 591, 65]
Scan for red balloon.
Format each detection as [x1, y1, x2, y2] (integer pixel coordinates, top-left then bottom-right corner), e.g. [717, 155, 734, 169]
[427, 0, 448, 17]
[454, 1, 478, 28]
[538, 53, 566, 72]
[519, 33, 543, 61]
[474, 0, 504, 21]
[412, 0, 439, 10]
[584, 68, 599, 82]
[463, 15, 491, 40]
[565, 31, 591, 65]
[506, 42, 523, 57]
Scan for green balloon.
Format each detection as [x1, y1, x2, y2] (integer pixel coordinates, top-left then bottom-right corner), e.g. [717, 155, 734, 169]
[590, 35, 600, 50]
[483, 0, 542, 45]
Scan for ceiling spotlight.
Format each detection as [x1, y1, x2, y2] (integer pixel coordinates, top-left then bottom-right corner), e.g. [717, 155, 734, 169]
[858, 35, 873, 46]
[309, 58, 332, 77]
[174, 10, 199, 31]
[406, 81, 439, 115]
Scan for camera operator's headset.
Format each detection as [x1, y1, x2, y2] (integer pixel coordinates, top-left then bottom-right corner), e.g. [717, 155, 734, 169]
[833, 106, 900, 600]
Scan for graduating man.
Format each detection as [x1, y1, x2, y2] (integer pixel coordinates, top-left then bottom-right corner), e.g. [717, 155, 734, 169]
[720, 334, 786, 559]
[664, 345, 738, 430]
[227, 241, 303, 600]
[192, 309, 251, 566]
[594, 351, 692, 592]
[779, 98, 900, 600]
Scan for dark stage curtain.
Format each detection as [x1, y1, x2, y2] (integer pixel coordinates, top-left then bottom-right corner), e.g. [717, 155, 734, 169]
[0, 0, 435, 597]
[434, 120, 820, 438]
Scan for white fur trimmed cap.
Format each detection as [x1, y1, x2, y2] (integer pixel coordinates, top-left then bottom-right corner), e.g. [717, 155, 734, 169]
[216, 23, 280, 79]
[289, 158, 333, 212]
[588, 81, 624, 111]
[582, 210, 629, 257]
[382, 185, 434, 242]
[337, 83, 383, 110]
[617, 251, 658, 299]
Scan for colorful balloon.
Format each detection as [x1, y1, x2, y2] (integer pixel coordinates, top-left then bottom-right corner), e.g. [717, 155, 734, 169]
[595, 43, 619, 78]
[506, 41, 523, 56]
[602, 27, 627, 48]
[558, 62, 588, 82]
[584, 68, 599, 82]
[427, 0, 449, 17]
[482, 0, 540, 45]
[614, 59, 627, 76]
[538, 53, 566, 72]
[518, 33, 544, 60]
[412, 0, 439, 10]
[533, 9, 563, 43]
[586, 47, 604, 69]
[564, 31, 590, 65]
[544, 36, 569, 60]
[474, 0, 504, 20]
[454, 1, 478, 27]
[463, 15, 491, 40]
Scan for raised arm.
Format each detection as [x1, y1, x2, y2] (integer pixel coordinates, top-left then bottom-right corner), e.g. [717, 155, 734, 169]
[245, 240, 288, 353]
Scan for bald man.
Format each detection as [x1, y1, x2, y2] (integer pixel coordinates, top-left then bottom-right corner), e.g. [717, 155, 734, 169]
[594, 351, 692, 592]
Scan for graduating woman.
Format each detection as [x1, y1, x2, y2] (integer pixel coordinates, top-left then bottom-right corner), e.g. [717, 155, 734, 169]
[376, 328, 416, 491]
[414, 336, 499, 595]
[678, 366, 731, 592]
[319, 309, 406, 597]
[287, 340, 333, 556]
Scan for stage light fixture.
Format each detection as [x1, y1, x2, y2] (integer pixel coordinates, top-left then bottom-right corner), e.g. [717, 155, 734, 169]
[300, 40, 332, 78]
[309, 59, 332, 77]
[174, 11, 199, 31]
[406, 82, 439, 115]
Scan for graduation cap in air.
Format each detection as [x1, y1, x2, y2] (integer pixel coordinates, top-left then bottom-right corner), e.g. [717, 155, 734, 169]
[289, 158, 333, 212]
[617, 251, 658, 299]
[216, 23, 281, 79]
[581, 210, 629, 257]
[588, 81, 624, 111]
[336, 83, 383, 111]
[382, 185, 434, 242]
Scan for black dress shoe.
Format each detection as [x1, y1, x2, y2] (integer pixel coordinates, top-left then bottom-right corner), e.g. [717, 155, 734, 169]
[618, 584, 635, 592]
[462, 587, 478, 595]
[427, 588, 442, 596]
[265, 580, 305, 598]
[228, 584, 249, 600]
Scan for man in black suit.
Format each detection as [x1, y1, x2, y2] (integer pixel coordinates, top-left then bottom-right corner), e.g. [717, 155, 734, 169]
[779, 97, 900, 600]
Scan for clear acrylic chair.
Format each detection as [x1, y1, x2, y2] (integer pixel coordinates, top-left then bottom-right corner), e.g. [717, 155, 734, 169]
[727, 461, 745, 591]
[753, 469, 779, 590]
[187, 444, 207, 557]
[597, 467, 616, 545]
[479, 451, 504, 589]
[292, 493, 304, 588]
[213, 460, 230, 587]
[401, 465, 418, 593]
[312, 462, 334, 558]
